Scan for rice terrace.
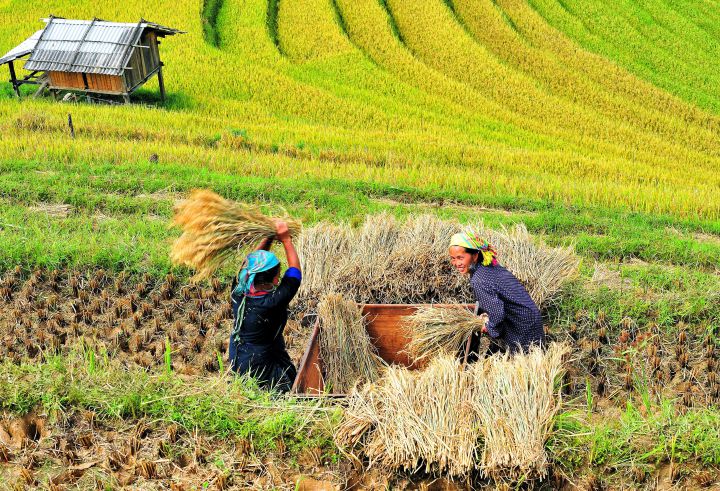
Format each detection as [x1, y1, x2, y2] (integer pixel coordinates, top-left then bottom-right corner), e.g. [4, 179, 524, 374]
[0, 0, 719, 488]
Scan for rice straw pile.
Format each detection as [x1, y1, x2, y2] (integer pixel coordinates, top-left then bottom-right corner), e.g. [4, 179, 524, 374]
[331, 213, 403, 304]
[382, 214, 467, 303]
[295, 223, 352, 309]
[335, 355, 477, 476]
[471, 343, 571, 479]
[475, 224, 579, 307]
[405, 306, 489, 362]
[295, 214, 468, 309]
[293, 215, 578, 310]
[335, 343, 570, 480]
[170, 190, 301, 279]
[317, 294, 384, 392]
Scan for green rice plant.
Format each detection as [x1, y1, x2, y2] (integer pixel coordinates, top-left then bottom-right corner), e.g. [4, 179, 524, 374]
[1, 0, 720, 220]
[164, 337, 172, 375]
[528, 0, 720, 112]
[216, 351, 224, 373]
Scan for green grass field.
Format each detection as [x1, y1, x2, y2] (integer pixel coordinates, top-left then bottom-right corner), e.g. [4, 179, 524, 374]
[0, 0, 719, 488]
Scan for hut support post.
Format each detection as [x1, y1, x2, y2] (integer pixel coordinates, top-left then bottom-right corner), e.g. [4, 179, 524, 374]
[8, 61, 20, 97]
[157, 64, 166, 102]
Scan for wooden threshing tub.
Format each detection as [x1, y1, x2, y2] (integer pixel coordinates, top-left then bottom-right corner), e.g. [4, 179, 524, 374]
[292, 303, 473, 395]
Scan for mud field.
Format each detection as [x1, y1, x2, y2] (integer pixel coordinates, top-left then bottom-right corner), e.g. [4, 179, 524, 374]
[0, 268, 312, 375]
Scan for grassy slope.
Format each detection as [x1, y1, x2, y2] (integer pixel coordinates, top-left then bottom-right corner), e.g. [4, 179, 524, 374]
[0, 0, 719, 217]
[528, 0, 720, 113]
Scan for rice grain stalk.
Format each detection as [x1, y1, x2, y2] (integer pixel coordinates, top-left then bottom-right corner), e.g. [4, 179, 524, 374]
[405, 306, 488, 362]
[332, 213, 401, 303]
[317, 294, 384, 392]
[470, 342, 571, 480]
[170, 190, 301, 279]
[383, 214, 467, 304]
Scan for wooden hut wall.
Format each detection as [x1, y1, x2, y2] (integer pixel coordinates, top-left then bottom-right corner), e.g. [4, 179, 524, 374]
[143, 31, 161, 74]
[86, 73, 124, 93]
[48, 71, 124, 94]
[123, 31, 161, 92]
[48, 71, 84, 90]
[123, 51, 143, 90]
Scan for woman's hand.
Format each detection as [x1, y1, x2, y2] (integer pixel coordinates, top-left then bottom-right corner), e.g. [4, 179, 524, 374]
[479, 313, 490, 335]
[274, 220, 291, 242]
[275, 220, 300, 270]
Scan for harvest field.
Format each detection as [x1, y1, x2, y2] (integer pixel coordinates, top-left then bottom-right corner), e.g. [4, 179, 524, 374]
[0, 0, 719, 488]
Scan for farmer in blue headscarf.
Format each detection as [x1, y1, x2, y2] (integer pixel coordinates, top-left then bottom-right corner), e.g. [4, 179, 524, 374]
[229, 221, 302, 392]
[448, 231, 544, 357]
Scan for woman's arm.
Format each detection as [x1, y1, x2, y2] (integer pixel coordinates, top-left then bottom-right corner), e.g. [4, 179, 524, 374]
[275, 221, 301, 271]
[255, 236, 274, 251]
[470, 276, 504, 338]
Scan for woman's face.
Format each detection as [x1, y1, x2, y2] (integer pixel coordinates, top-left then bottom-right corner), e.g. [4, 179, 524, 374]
[449, 246, 477, 275]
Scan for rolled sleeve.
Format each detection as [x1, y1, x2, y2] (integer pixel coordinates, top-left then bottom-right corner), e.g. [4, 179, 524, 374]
[284, 267, 302, 281]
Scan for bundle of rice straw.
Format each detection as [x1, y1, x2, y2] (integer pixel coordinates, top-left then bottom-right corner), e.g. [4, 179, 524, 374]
[331, 213, 402, 304]
[405, 306, 489, 362]
[471, 343, 571, 480]
[335, 355, 477, 476]
[317, 294, 384, 392]
[335, 343, 570, 481]
[381, 214, 467, 304]
[294, 214, 469, 309]
[170, 190, 301, 279]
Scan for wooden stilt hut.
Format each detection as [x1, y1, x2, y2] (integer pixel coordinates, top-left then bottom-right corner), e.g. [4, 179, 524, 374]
[0, 16, 183, 102]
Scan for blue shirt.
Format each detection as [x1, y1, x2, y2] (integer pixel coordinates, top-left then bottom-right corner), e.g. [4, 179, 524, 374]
[469, 263, 544, 353]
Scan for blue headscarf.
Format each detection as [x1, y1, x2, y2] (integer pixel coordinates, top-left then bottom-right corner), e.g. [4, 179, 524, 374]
[233, 250, 280, 296]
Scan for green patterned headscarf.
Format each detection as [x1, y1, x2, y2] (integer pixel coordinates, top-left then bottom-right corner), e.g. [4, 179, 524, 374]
[449, 232, 499, 266]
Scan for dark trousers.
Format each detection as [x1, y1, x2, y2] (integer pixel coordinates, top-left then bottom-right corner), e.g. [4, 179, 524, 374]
[229, 339, 297, 393]
[460, 331, 509, 364]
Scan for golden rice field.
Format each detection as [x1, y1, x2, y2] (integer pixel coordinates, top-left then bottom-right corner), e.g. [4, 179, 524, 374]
[0, 0, 719, 218]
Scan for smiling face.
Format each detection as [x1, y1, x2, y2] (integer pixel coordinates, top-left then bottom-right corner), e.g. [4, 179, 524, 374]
[449, 246, 478, 275]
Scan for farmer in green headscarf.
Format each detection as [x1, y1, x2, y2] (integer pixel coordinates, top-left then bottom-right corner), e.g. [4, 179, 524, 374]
[228, 221, 302, 392]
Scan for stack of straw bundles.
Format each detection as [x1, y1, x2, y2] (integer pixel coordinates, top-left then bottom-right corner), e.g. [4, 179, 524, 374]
[471, 343, 570, 479]
[335, 355, 477, 476]
[336, 343, 570, 480]
[294, 215, 578, 310]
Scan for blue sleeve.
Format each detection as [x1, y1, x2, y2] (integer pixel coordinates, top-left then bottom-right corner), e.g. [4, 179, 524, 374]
[285, 267, 302, 281]
[471, 278, 504, 339]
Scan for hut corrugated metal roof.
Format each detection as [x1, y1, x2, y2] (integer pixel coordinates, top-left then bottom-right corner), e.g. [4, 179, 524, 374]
[23, 17, 182, 75]
[0, 29, 43, 66]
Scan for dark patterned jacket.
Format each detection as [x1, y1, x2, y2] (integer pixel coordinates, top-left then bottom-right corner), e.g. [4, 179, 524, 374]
[469, 263, 544, 353]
